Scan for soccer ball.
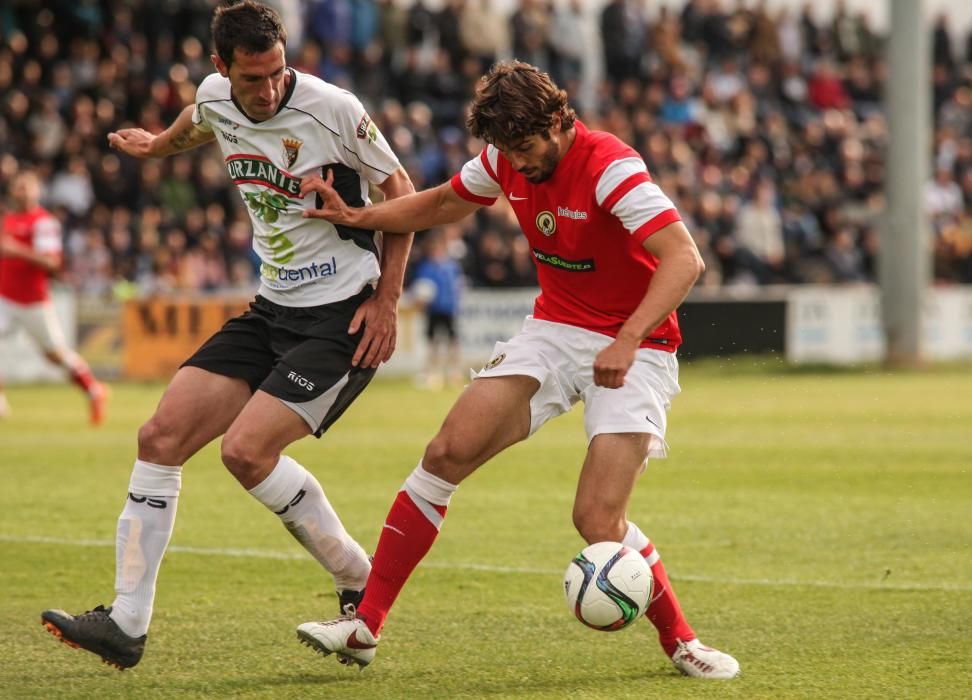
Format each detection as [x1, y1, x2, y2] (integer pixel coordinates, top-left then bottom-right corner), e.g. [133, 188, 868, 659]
[563, 541, 653, 631]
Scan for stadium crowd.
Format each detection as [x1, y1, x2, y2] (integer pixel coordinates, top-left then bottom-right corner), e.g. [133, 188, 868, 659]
[2, 0, 972, 297]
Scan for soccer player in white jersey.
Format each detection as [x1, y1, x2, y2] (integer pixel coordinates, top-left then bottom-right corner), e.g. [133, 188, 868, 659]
[296, 61, 740, 680]
[40, 0, 414, 669]
[0, 170, 107, 423]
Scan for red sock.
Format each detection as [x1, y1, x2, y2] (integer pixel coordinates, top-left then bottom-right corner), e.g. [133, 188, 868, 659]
[69, 362, 98, 395]
[640, 543, 696, 657]
[358, 489, 446, 637]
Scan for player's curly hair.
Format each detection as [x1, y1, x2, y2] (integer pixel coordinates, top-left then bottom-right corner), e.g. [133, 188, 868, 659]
[211, 0, 287, 68]
[466, 61, 577, 147]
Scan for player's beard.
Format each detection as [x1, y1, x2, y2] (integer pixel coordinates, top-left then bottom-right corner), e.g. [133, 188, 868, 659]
[522, 139, 561, 183]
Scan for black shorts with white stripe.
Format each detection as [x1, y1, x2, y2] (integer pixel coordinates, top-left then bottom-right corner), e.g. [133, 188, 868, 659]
[182, 287, 377, 437]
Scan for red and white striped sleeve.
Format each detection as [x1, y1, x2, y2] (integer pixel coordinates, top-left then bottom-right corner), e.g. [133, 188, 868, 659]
[595, 156, 681, 243]
[450, 145, 502, 206]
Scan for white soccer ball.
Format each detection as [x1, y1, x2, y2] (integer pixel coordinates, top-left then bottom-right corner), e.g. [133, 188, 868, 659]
[410, 278, 437, 305]
[563, 541, 653, 631]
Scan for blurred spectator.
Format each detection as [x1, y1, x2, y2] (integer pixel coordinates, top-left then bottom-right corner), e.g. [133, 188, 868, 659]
[548, 0, 585, 89]
[733, 179, 786, 285]
[510, 0, 551, 73]
[47, 156, 94, 219]
[409, 229, 465, 389]
[807, 58, 850, 110]
[460, 0, 509, 73]
[926, 166, 964, 230]
[932, 13, 955, 69]
[601, 0, 645, 83]
[823, 225, 868, 282]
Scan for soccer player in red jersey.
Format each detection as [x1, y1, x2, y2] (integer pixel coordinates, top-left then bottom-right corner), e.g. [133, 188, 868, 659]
[0, 170, 107, 424]
[297, 61, 739, 679]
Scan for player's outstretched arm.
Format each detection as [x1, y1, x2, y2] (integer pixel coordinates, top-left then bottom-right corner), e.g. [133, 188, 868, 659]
[593, 221, 704, 389]
[301, 173, 481, 233]
[108, 104, 215, 159]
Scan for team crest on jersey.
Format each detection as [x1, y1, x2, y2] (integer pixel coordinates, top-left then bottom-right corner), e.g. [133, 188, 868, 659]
[356, 113, 378, 143]
[536, 211, 557, 236]
[282, 137, 303, 168]
[483, 353, 506, 371]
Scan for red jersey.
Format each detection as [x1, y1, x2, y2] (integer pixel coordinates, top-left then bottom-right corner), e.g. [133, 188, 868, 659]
[450, 121, 683, 351]
[0, 207, 62, 304]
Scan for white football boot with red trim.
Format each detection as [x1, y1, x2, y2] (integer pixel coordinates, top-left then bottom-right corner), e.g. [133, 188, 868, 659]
[297, 611, 378, 668]
[670, 638, 740, 679]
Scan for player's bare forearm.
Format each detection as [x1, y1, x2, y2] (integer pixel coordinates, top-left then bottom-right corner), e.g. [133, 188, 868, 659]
[617, 222, 704, 345]
[0, 238, 59, 272]
[593, 223, 702, 388]
[303, 177, 481, 233]
[373, 168, 416, 301]
[108, 105, 214, 158]
[149, 105, 216, 156]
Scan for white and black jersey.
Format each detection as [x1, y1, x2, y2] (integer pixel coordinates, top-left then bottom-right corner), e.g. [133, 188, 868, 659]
[192, 68, 401, 307]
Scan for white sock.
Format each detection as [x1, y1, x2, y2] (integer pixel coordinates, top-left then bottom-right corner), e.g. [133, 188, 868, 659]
[110, 460, 182, 637]
[248, 455, 370, 591]
[622, 521, 660, 565]
[403, 460, 458, 507]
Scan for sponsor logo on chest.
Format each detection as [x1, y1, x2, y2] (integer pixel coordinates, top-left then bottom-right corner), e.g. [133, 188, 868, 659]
[260, 256, 339, 284]
[534, 206, 590, 236]
[226, 155, 302, 197]
[557, 206, 588, 220]
[532, 248, 595, 272]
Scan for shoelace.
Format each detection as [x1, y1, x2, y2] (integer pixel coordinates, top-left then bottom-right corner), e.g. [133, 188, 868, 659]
[77, 605, 110, 621]
[340, 603, 357, 619]
[675, 642, 715, 672]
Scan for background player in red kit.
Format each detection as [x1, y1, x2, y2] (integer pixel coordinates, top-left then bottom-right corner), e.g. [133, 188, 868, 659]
[296, 61, 739, 680]
[0, 170, 107, 423]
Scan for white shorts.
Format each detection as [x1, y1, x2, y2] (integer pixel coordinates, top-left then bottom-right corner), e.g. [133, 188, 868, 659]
[0, 297, 68, 354]
[475, 316, 681, 459]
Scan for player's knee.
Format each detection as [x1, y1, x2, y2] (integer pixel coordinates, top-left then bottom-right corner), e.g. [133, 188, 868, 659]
[572, 506, 626, 544]
[220, 435, 256, 480]
[137, 415, 186, 465]
[422, 432, 471, 481]
[219, 433, 275, 487]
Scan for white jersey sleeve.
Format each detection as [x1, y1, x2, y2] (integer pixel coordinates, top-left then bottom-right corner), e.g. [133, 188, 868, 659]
[191, 74, 220, 132]
[327, 91, 400, 185]
[594, 157, 680, 239]
[451, 145, 502, 204]
[32, 217, 62, 254]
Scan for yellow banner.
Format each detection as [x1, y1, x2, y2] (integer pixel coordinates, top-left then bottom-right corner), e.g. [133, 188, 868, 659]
[123, 297, 250, 380]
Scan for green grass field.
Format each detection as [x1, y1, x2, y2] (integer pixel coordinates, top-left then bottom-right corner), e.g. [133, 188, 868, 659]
[2, 359, 970, 699]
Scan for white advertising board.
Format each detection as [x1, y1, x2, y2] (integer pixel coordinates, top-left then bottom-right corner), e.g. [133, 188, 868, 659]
[787, 285, 972, 364]
[380, 287, 538, 377]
